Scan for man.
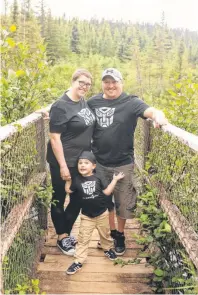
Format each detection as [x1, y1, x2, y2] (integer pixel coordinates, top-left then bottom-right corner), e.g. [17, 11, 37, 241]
[87, 68, 167, 255]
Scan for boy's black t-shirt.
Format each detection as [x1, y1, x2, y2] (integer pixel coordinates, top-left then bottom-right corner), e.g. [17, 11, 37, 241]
[70, 173, 109, 218]
[47, 93, 95, 167]
[87, 92, 149, 167]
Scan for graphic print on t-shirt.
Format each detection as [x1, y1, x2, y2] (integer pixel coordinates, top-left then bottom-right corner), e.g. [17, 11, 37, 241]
[78, 108, 95, 126]
[95, 107, 115, 127]
[82, 181, 96, 195]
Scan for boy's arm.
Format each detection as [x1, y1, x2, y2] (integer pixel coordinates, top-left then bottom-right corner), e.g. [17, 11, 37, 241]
[103, 172, 124, 196]
[65, 179, 73, 194]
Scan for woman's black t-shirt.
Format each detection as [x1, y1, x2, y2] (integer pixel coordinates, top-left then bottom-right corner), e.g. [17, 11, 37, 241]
[47, 93, 95, 167]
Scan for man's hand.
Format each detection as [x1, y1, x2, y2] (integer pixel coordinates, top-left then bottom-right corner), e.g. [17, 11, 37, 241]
[60, 165, 71, 181]
[42, 111, 50, 120]
[153, 110, 168, 128]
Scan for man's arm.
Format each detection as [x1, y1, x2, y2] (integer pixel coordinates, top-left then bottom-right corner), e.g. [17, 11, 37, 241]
[50, 132, 71, 180]
[143, 107, 168, 126]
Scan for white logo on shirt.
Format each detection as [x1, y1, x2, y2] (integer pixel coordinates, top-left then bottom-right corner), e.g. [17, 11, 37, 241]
[82, 181, 96, 195]
[95, 107, 115, 127]
[78, 108, 95, 126]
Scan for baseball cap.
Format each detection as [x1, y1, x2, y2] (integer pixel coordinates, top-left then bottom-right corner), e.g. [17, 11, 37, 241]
[78, 151, 96, 164]
[102, 68, 123, 81]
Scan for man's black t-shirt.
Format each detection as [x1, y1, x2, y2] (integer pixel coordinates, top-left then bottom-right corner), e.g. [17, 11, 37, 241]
[70, 173, 109, 218]
[47, 93, 95, 167]
[87, 92, 149, 167]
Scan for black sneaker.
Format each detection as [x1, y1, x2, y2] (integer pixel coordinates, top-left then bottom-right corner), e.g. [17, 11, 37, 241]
[114, 232, 126, 256]
[97, 230, 118, 249]
[57, 237, 75, 256]
[110, 229, 118, 239]
[66, 262, 82, 275]
[104, 249, 117, 260]
[69, 235, 78, 246]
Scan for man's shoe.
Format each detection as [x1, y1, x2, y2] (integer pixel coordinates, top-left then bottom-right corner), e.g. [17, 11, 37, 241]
[69, 235, 78, 246]
[104, 249, 117, 261]
[97, 230, 118, 249]
[110, 229, 118, 239]
[114, 232, 126, 256]
[66, 262, 82, 275]
[57, 237, 75, 256]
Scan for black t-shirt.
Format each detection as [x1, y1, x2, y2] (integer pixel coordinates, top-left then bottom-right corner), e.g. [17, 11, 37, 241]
[87, 92, 149, 167]
[70, 173, 109, 218]
[47, 93, 95, 167]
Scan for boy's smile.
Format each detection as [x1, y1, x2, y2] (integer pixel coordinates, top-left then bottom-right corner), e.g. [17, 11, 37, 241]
[78, 159, 96, 177]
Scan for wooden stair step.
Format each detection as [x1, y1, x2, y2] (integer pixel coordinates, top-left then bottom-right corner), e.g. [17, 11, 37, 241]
[39, 279, 153, 294]
[38, 271, 152, 281]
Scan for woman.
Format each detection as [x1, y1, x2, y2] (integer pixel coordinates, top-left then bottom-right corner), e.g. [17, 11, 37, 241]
[47, 69, 95, 255]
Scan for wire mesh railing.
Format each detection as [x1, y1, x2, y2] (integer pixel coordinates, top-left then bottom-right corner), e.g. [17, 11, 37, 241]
[0, 111, 50, 293]
[134, 119, 198, 293]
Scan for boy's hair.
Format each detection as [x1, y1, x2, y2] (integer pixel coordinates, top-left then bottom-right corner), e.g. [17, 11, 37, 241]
[78, 151, 96, 164]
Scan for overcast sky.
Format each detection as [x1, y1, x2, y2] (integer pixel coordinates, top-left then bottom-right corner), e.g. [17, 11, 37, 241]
[1, 0, 197, 31]
[44, 0, 197, 31]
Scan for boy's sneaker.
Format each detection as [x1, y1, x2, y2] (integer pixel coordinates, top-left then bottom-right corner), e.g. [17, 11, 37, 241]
[114, 232, 126, 256]
[104, 249, 117, 261]
[66, 262, 82, 275]
[69, 235, 78, 246]
[57, 237, 75, 256]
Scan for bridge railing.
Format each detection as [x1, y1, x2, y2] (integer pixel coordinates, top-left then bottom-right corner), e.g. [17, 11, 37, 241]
[134, 119, 198, 292]
[0, 110, 50, 292]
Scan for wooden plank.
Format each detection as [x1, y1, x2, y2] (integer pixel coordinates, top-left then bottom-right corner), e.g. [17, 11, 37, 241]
[45, 239, 143, 249]
[39, 212, 153, 294]
[39, 280, 153, 294]
[44, 254, 147, 264]
[42, 246, 141, 257]
[38, 271, 152, 281]
[38, 261, 153, 274]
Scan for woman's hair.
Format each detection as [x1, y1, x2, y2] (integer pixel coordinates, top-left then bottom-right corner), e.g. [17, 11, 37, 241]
[72, 69, 93, 82]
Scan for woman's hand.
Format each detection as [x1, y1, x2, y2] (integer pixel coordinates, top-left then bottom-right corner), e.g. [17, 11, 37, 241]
[60, 165, 71, 181]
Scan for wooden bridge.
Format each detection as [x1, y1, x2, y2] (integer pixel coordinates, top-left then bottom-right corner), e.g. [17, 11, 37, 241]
[37, 214, 154, 294]
[1, 110, 198, 294]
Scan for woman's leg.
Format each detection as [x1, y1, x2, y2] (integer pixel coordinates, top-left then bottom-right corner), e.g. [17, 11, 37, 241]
[50, 164, 67, 236]
[64, 167, 82, 235]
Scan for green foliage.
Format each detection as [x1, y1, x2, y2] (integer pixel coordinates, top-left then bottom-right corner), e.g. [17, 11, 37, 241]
[114, 258, 141, 267]
[136, 185, 198, 294]
[35, 182, 54, 208]
[1, 25, 52, 125]
[5, 278, 46, 294]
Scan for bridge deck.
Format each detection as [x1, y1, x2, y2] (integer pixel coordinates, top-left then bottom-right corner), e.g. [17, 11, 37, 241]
[37, 216, 154, 294]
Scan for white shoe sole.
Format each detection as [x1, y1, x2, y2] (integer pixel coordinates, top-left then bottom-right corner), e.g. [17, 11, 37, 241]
[57, 244, 75, 256]
[115, 249, 126, 256]
[66, 267, 82, 275]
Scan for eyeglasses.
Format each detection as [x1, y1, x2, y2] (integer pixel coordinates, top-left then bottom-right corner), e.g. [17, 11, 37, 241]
[78, 80, 92, 88]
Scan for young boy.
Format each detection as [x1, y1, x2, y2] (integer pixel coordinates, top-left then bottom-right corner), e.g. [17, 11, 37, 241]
[65, 151, 124, 275]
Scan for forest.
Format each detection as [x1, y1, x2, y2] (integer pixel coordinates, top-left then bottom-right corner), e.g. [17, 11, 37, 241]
[1, 0, 198, 135]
